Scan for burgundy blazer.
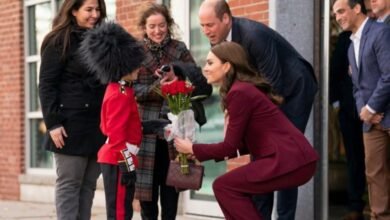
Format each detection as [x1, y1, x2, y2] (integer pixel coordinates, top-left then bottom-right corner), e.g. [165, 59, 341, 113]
[193, 81, 319, 182]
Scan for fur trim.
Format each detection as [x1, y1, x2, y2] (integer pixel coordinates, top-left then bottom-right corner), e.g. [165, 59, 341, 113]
[79, 22, 145, 84]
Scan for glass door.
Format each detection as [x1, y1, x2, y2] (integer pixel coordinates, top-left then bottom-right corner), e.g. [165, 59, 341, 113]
[167, 0, 226, 217]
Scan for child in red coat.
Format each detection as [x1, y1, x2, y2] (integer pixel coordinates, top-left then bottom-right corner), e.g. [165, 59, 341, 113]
[79, 22, 145, 220]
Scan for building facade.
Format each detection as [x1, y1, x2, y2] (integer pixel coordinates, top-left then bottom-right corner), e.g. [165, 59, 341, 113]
[0, 0, 327, 219]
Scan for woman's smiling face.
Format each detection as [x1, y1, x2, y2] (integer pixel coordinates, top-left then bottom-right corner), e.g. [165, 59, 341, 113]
[144, 13, 168, 44]
[203, 51, 230, 86]
[72, 0, 101, 29]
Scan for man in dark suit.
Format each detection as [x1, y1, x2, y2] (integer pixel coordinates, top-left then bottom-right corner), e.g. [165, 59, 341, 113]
[333, 0, 390, 219]
[329, 31, 366, 220]
[198, 0, 318, 219]
[370, 0, 390, 24]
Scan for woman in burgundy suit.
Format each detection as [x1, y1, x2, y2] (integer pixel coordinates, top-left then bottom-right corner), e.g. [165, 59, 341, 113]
[174, 42, 319, 220]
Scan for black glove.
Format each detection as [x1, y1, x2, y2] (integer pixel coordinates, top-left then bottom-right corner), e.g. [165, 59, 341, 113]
[142, 119, 171, 135]
[118, 161, 137, 186]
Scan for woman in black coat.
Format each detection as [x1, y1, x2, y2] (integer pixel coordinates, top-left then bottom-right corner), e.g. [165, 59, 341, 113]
[38, 0, 107, 219]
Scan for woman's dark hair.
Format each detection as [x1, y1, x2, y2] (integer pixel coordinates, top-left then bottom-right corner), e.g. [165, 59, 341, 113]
[41, 0, 107, 59]
[137, 3, 175, 38]
[210, 42, 283, 110]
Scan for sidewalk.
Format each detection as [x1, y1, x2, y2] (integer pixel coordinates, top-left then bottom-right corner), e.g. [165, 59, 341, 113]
[0, 199, 371, 220]
[0, 200, 201, 220]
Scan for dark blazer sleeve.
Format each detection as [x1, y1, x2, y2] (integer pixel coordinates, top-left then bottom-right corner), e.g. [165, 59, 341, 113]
[171, 61, 212, 99]
[366, 28, 390, 112]
[193, 89, 251, 162]
[245, 28, 283, 93]
[38, 42, 66, 130]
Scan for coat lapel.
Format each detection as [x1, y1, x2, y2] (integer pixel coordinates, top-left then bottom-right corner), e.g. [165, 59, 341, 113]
[231, 17, 241, 43]
[357, 19, 373, 80]
[348, 44, 358, 80]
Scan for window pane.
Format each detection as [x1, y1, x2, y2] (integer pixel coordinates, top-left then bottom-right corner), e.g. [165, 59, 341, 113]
[106, 0, 116, 20]
[27, 3, 52, 56]
[189, 0, 226, 198]
[56, 0, 64, 10]
[190, 0, 209, 66]
[29, 62, 40, 112]
[30, 119, 53, 168]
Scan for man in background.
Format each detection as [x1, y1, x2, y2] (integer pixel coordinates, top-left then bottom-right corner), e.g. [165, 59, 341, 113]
[370, 0, 390, 23]
[333, 0, 390, 219]
[198, 0, 318, 219]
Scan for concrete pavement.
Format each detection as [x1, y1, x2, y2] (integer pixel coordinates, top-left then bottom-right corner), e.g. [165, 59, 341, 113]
[0, 200, 202, 220]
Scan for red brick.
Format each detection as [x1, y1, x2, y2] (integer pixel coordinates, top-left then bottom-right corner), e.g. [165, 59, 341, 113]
[0, 0, 24, 200]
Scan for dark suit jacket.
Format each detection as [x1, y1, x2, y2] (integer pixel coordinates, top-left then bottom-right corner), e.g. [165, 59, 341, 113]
[384, 15, 390, 25]
[193, 81, 319, 182]
[231, 17, 317, 130]
[347, 19, 390, 132]
[329, 31, 360, 120]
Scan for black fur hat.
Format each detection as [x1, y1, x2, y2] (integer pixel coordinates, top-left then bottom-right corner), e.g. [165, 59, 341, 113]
[79, 22, 145, 84]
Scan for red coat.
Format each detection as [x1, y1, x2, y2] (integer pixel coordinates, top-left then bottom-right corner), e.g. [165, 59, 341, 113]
[193, 81, 319, 182]
[98, 83, 142, 165]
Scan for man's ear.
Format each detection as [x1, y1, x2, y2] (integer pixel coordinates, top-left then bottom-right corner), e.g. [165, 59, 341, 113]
[353, 3, 362, 14]
[222, 13, 230, 24]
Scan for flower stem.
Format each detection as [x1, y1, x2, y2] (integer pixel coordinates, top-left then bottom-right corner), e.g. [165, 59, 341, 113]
[179, 153, 189, 174]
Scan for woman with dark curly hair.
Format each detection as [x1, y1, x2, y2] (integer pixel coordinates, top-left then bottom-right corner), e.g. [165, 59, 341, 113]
[174, 42, 319, 219]
[134, 3, 211, 220]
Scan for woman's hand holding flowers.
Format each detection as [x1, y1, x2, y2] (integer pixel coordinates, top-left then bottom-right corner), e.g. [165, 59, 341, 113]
[174, 137, 194, 154]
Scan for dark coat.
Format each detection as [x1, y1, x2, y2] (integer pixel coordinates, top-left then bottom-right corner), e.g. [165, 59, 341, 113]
[384, 15, 390, 25]
[329, 31, 360, 120]
[231, 17, 318, 131]
[348, 19, 390, 132]
[39, 26, 106, 156]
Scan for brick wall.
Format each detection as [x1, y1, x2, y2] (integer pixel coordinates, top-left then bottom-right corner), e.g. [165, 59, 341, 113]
[229, 0, 269, 24]
[116, 0, 155, 39]
[0, 0, 25, 200]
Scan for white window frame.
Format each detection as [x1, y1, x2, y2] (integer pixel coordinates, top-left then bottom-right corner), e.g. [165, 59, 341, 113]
[24, 0, 57, 175]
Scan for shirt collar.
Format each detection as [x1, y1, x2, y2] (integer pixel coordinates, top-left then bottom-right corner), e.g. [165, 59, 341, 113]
[225, 28, 232, 42]
[350, 17, 369, 42]
[377, 14, 389, 22]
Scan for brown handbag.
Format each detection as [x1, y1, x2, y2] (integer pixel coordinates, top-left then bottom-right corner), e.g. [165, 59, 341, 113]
[166, 160, 204, 190]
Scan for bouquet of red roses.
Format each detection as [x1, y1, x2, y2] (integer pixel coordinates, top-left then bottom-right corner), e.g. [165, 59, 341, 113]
[161, 80, 195, 174]
[161, 80, 194, 114]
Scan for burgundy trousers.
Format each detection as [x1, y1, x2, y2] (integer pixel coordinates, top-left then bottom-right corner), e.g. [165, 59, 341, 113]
[213, 161, 316, 220]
